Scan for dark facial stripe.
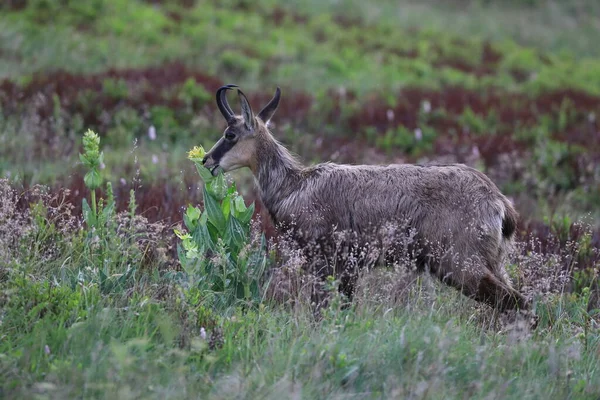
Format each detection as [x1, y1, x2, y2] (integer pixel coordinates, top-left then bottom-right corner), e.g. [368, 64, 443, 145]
[210, 138, 236, 164]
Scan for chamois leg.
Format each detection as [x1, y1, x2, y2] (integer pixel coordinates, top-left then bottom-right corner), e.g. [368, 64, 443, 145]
[339, 271, 358, 301]
[472, 271, 529, 311]
[430, 256, 528, 311]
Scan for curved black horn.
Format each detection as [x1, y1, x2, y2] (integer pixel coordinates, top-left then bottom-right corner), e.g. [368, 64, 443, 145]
[216, 84, 238, 123]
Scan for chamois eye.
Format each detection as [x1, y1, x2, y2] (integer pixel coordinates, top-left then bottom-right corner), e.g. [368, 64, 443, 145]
[225, 131, 236, 141]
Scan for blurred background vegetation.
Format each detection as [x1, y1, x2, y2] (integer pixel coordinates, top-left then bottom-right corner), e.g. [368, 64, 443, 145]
[1, 0, 599, 228]
[1, 1, 600, 398]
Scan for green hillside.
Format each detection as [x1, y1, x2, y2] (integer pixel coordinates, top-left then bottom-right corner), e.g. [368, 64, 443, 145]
[1, 1, 599, 398]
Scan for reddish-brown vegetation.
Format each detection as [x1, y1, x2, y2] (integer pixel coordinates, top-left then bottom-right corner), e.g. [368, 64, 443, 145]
[2, 63, 599, 271]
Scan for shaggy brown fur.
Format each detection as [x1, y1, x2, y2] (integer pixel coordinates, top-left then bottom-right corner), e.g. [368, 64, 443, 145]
[203, 85, 528, 311]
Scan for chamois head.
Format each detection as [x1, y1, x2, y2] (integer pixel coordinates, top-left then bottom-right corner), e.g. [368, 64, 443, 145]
[202, 84, 281, 175]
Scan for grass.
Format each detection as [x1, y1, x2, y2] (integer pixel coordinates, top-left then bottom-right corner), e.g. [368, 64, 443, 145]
[0, 302, 593, 398]
[1, 0, 599, 398]
[1, 252, 598, 398]
[2, 0, 600, 92]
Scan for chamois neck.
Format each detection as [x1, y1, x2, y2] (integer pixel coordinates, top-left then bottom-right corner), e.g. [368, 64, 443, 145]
[254, 137, 303, 212]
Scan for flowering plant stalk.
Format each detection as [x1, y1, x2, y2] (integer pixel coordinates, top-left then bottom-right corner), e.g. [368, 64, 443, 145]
[175, 145, 267, 306]
[79, 129, 104, 228]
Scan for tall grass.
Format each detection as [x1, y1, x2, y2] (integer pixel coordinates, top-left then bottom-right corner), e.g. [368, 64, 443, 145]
[0, 1, 599, 398]
[1, 131, 599, 399]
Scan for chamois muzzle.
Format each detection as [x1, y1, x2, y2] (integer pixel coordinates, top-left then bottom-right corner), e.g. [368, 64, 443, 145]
[216, 84, 238, 125]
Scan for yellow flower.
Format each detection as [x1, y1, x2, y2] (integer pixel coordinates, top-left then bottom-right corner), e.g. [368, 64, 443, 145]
[187, 146, 206, 162]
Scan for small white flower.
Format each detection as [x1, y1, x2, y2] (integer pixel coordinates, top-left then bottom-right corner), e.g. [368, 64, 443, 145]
[100, 162, 106, 170]
[152, 154, 159, 164]
[44, 345, 51, 355]
[200, 327, 207, 340]
[120, 178, 127, 186]
[148, 125, 157, 141]
[422, 100, 431, 113]
[386, 109, 394, 122]
[414, 128, 423, 141]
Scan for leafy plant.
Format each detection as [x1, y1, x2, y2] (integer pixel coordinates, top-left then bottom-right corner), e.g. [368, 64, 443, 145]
[77, 129, 139, 293]
[373, 125, 436, 156]
[178, 78, 211, 110]
[102, 78, 129, 100]
[175, 146, 268, 308]
[79, 129, 114, 239]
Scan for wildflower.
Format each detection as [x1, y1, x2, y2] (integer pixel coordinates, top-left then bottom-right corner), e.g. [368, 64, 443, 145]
[188, 146, 216, 182]
[422, 100, 431, 113]
[187, 146, 206, 162]
[148, 125, 157, 141]
[414, 128, 423, 141]
[200, 327, 207, 340]
[386, 109, 394, 122]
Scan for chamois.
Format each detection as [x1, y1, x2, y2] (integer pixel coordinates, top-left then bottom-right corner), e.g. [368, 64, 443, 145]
[202, 84, 528, 311]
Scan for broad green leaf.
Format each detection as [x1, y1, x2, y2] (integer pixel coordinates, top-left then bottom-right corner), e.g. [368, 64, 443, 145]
[206, 221, 220, 243]
[84, 169, 102, 190]
[224, 215, 246, 249]
[199, 211, 208, 226]
[203, 186, 226, 233]
[82, 198, 96, 227]
[238, 202, 255, 224]
[101, 200, 115, 222]
[182, 239, 197, 252]
[183, 213, 194, 231]
[186, 205, 201, 222]
[183, 205, 202, 231]
[209, 172, 228, 201]
[234, 195, 247, 213]
[195, 164, 214, 183]
[221, 194, 232, 220]
[192, 223, 214, 252]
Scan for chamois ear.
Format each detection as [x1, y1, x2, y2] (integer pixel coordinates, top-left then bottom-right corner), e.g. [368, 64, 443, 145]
[237, 89, 255, 131]
[257, 87, 281, 124]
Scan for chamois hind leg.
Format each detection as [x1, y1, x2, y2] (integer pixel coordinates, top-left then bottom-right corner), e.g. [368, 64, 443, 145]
[424, 223, 529, 311]
[430, 253, 528, 311]
[474, 270, 529, 311]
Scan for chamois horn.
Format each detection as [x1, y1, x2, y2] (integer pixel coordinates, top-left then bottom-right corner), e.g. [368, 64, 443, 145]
[216, 84, 238, 124]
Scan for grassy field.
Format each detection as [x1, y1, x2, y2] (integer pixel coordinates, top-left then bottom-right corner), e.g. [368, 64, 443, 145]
[1, 1, 599, 398]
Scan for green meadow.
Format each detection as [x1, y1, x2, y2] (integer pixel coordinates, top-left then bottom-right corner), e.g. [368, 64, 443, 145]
[0, 1, 599, 398]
